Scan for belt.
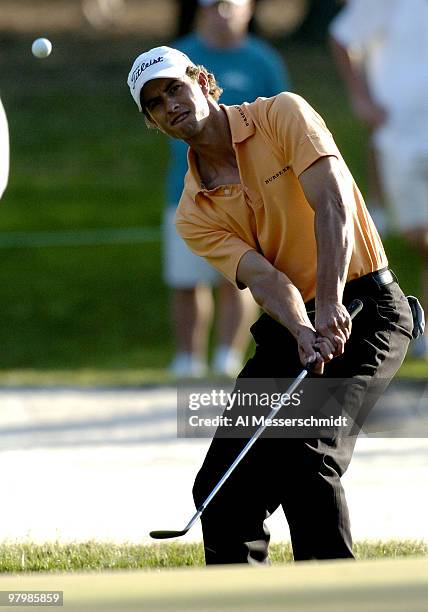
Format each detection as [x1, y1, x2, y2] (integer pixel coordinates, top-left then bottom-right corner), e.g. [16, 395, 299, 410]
[368, 267, 394, 286]
[304, 268, 395, 317]
[346, 267, 395, 292]
[251, 268, 396, 342]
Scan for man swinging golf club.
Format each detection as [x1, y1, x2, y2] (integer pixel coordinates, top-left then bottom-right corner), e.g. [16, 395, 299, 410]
[128, 46, 414, 564]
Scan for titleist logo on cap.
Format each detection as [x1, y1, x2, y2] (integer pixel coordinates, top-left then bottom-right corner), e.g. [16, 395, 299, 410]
[131, 57, 164, 89]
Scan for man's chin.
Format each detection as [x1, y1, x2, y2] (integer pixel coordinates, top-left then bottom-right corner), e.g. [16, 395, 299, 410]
[170, 124, 197, 140]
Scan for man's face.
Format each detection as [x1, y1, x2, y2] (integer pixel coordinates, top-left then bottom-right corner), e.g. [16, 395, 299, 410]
[141, 74, 210, 140]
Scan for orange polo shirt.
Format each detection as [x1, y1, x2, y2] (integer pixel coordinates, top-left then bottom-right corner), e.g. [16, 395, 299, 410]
[175, 93, 387, 302]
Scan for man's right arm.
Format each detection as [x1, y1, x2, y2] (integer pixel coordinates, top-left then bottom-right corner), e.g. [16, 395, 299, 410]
[237, 250, 334, 372]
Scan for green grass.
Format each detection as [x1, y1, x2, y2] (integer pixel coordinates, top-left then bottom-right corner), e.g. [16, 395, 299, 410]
[0, 540, 426, 573]
[0, 358, 423, 387]
[1, 33, 171, 372]
[0, 367, 173, 386]
[0, 33, 425, 377]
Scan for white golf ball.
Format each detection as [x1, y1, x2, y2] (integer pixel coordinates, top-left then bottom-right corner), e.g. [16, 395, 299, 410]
[31, 38, 52, 59]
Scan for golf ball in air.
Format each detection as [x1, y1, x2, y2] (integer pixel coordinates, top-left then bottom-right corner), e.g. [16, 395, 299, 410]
[31, 38, 52, 59]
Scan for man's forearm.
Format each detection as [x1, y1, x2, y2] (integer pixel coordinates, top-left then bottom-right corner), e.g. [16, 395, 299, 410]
[237, 250, 313, 339]
[315, 197, 354, 308]
[299, 156, 355, 310]
[237, 250, 337, 371]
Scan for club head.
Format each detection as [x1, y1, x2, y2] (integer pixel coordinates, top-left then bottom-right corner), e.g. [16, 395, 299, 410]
[149, 529, 188, 540]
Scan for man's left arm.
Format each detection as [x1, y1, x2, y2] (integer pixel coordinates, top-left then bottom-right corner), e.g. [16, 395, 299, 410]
[299, 155, 355, 356]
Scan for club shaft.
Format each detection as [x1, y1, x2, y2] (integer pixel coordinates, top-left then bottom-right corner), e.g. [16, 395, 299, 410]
[198, 368, 309, 514]
[183, 508, 203, 533]
[154, 299, 363, 539]
[197, 299, 363, 516]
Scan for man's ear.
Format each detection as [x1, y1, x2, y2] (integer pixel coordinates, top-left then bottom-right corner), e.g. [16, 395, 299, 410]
[197, 71, 210, 98]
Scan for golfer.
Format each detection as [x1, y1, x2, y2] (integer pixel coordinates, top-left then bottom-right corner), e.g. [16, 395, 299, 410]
[128, 47, 414, 564]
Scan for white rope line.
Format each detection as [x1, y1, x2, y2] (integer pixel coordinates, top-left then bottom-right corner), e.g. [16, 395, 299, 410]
[0, 226, 161, 248]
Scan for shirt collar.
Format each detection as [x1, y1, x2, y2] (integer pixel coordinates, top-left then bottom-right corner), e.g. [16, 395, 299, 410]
[221, 103, 255, 144]
[183, 103, 255, 199]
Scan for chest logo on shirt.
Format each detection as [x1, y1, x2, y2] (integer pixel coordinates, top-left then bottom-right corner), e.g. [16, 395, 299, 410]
[264, 167, 289, 185]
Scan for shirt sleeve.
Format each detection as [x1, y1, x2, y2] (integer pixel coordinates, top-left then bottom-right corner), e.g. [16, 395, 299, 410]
[266, 92, 341, 177]
[175, 204, 255, 288]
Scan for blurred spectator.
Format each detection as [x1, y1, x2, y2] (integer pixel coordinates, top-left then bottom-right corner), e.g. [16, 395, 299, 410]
[165, 0, 291, 377]
[175, 0, 198, 37]
[291, 0, 342, 44]
[329, 0, 428, 360]
[0, 96, 9, 199]
[81, 0, 125, 29]
[174, 0, 263, 38]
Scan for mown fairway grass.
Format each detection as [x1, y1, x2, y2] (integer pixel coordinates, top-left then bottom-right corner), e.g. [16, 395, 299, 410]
[0, 33, 425, 378]
[0, 540, 426, 573]
[2, 556, 428, 612]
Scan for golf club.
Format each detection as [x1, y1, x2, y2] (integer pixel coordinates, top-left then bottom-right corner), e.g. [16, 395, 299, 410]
[150, 298, 364, 540]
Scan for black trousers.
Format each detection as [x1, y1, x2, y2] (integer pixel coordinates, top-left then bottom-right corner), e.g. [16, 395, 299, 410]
[192, 273, 413, 565]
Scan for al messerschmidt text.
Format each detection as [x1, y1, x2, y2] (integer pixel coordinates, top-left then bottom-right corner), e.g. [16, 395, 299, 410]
[189, 415, 349, 428]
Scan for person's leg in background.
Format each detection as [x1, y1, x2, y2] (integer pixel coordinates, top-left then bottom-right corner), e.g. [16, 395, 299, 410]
[164, 207, 259, 376]
[164, 207, 216, 376]
[170, 284, 214, 376]
[212, 281, 259, 377]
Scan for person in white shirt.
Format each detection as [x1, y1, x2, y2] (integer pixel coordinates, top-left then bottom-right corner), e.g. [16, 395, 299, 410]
[329, 0, 428, 359]
[0, 96, 9, 200]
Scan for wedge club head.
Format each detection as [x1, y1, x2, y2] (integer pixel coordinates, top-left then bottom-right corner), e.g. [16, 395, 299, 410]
[150, 529, 189, 540]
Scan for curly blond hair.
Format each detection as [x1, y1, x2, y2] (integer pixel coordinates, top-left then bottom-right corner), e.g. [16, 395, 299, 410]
[142, 64, 223, 129]
[186, 65, 223, 101]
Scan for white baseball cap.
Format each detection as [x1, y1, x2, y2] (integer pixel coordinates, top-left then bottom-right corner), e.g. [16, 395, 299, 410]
[198, 0, 249, 5]
[127, 46, 195, 112]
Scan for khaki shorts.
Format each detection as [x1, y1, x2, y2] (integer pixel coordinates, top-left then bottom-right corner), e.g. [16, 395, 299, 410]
[163, 207, 221, 288]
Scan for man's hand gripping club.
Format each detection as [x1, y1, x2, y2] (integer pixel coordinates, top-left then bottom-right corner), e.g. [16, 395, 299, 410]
[298, 302, 352, 374]
[237, 250, 353, 375]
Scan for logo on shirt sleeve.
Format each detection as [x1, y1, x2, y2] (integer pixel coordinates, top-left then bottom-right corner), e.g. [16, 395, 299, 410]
[264, 166, 289, 185]
[235, 105, 250, 127]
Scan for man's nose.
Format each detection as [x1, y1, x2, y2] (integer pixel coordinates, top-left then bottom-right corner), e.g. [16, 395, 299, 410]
[166, 98, 179, 113]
